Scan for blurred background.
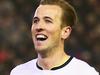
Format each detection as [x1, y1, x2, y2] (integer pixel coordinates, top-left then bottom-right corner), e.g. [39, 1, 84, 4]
[0, 0, 99, 75]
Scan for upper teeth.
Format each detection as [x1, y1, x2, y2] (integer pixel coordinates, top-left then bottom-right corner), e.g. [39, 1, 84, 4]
[36, 35, 46, 39]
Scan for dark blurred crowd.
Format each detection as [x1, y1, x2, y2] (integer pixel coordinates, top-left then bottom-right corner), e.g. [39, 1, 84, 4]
[0, 0, 100, 75]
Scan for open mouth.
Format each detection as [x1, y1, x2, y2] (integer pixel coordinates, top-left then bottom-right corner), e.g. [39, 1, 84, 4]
[36, 34, 48, 41]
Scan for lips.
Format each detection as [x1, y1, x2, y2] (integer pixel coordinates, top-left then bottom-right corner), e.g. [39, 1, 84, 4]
[36, 34, 48, 41]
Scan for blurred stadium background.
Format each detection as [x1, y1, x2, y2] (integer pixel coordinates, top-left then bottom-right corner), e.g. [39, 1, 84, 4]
[0, 0, 100, 75]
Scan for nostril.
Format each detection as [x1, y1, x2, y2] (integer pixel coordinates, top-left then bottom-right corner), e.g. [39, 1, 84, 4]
[36, 28, 44, 32]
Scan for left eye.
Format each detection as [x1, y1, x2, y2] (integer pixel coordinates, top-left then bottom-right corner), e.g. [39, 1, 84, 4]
[45, 20, 52, 23]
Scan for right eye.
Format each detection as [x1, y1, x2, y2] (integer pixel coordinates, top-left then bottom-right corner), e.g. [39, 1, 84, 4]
[33, 19, 39, 24]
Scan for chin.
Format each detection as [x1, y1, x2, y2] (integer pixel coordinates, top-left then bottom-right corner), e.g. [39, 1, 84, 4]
[35, 47, 46, 51]
[35, 47, 49, 53]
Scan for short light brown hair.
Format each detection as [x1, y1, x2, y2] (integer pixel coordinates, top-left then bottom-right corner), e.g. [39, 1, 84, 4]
[40, 0, 77, 28]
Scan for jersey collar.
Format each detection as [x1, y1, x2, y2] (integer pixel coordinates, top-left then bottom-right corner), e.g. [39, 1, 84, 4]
[36, 56, 73, 70]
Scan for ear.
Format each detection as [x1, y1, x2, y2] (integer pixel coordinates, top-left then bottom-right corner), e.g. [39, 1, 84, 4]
[61, 26, 72, 39]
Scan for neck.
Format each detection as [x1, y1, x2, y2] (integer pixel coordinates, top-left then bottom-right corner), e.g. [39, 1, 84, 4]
[37, 47, 70, 70]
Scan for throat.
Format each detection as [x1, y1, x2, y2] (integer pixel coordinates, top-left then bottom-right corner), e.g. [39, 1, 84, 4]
[37, 52, 70, 70]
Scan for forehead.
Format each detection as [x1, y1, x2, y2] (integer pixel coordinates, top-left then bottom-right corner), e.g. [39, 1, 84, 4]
[34, 5, 63, 19]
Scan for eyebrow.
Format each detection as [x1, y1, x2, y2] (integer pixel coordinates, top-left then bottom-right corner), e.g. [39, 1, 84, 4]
[33, 17, 39, 20]
[33, 16, 53, 21]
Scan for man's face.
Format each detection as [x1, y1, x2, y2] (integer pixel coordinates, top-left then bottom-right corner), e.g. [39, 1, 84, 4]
[31, 5, 69, 52]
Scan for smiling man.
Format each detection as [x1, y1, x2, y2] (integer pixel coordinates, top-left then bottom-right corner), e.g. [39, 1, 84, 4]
[10, 0, 99, 75]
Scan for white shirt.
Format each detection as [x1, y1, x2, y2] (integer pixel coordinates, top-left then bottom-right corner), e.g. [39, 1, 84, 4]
[10, 57, 99, 75]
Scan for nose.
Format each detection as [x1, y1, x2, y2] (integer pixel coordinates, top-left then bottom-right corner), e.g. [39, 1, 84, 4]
[36, 28, 44, 32]
[34, 21, 45, 32]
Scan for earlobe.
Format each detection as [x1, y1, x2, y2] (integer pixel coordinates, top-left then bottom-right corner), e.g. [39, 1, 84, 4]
[61, 26, 72, 39]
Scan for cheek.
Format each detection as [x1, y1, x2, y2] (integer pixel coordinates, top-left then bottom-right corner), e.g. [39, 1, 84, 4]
[31, 26, 36, 40]
[31, 25, 35, 34]
[31, 25, 33, 32]
[48, 28, 61, 39]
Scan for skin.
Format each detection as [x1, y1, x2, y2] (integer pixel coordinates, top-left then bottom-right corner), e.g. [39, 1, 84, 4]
[31, 5, 72, 70]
